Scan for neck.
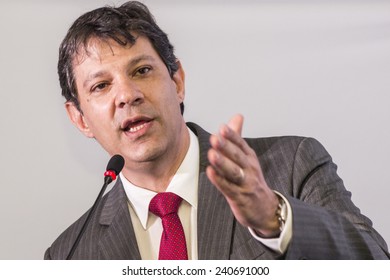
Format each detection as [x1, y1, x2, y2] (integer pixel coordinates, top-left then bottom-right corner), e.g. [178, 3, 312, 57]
[121, 124, 191, 192]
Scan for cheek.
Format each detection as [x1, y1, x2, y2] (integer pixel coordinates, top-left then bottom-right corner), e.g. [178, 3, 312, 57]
[83, 91, 115, 112]
[155, 93, 181, 117]
[163, 82, 184, 106]
[82, 100, 115, 128]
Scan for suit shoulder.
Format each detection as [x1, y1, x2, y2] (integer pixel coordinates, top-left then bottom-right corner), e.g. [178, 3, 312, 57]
[45, 189, 112, 260]
[244, 136, 330, 175]
[45, 209, 89, 259]
[244, 135, 305, 155]
[245, 135, 325, 153]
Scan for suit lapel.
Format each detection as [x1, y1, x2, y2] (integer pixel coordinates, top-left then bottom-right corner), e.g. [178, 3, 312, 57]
[188, 122, 235, 259]
[188, 122, 269, 260]
[97, 179, 141, 259]
[197, 171, 235, 259]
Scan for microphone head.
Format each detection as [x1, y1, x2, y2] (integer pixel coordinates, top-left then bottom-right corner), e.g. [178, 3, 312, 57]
[106, 154, 125, 175]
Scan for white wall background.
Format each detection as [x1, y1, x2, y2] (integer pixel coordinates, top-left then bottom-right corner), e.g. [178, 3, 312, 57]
[0, 0, 389, 259]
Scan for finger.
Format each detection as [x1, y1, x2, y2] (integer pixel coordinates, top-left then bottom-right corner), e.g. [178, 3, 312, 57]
[206, 165, 241, 196]
[207, 147, 245, 185]
[216, 124, 254, 157]
[227, 114, 244, 136]
[210, 133, 248, 169]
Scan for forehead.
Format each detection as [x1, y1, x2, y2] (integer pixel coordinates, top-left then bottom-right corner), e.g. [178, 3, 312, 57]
[72, 35, 157, 68]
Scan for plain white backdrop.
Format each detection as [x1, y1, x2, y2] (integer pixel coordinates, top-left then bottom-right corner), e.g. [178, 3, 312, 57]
[0, 0, 389, 259]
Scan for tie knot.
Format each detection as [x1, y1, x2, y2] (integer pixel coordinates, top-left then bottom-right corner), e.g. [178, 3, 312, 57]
[149, 192, 183, 218]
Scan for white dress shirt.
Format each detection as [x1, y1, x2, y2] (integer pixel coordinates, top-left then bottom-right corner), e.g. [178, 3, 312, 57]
[120, 128, 292, 259]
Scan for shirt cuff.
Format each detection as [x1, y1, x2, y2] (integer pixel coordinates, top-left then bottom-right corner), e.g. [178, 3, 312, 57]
[248, 191, 293, 254]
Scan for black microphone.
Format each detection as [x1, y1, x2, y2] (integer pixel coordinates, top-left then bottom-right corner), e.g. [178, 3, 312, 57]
[66, 154, 125, 260]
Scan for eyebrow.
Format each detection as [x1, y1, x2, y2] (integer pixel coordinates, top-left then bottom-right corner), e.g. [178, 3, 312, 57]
[82, 54, 157, 89]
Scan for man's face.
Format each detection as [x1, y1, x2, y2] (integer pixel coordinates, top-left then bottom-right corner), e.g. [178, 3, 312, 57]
[66, 36, 186, 172]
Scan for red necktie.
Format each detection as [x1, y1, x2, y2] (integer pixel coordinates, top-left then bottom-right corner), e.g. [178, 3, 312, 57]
[149, 192, 188, 260]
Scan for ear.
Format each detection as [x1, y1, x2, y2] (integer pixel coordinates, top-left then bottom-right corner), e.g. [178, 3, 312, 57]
[65, 102, 94, 138]
[172, 60, 185, 103]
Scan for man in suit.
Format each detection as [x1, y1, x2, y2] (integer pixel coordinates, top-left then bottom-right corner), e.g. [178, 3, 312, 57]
[45, 1, 389, 259]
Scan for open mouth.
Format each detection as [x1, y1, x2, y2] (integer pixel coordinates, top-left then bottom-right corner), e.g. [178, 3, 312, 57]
[121, 118, 153, 133]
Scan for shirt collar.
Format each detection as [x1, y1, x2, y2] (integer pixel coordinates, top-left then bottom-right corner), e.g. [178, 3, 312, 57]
[120, 128, 199, 229]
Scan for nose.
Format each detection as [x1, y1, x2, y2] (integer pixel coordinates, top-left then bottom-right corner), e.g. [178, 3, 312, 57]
[114, 79, 144, 109]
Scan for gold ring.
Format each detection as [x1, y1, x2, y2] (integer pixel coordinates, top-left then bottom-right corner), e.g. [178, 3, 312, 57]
[238, 168, 245, 183]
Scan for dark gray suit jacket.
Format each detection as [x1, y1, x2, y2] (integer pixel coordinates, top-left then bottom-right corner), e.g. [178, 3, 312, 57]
[45, 122, 389, 259]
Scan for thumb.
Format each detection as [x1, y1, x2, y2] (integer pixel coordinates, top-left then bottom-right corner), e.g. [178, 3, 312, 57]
[227, 114, 244, 136]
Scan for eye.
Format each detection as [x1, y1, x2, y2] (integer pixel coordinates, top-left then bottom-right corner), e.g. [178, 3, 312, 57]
[91, 82, 109, 93]
[134, 66, 151, 76]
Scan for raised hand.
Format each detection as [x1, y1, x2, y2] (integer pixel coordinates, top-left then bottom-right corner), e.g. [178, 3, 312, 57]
[206, 114, 280, 237]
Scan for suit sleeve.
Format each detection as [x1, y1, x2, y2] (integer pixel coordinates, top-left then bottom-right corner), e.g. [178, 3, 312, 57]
[284, 137, 389, 259]
[44, 248, 52, 260]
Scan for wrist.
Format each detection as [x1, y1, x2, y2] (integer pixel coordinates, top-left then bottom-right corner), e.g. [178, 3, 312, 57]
[254, 194, 287, 238]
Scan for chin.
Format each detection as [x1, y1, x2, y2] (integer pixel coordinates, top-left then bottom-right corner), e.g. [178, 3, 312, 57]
[125, 142, 166, 163]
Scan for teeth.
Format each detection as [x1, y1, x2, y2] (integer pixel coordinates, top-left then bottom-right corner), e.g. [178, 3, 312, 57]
[128, 122, 146, 133]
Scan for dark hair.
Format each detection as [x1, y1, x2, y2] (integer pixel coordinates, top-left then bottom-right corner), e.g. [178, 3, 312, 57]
[58, 1, 184, 113]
